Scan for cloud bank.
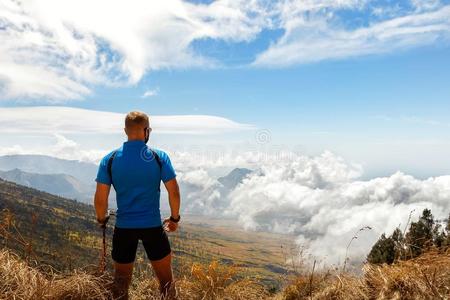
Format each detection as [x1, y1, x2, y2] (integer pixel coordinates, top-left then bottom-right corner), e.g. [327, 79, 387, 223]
[1, 0, 449, 100]
[0, 106, 254, 135]
[174, 150, 450, 265]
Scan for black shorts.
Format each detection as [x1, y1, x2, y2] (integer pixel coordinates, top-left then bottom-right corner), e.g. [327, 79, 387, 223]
[112, 226, 171, 264]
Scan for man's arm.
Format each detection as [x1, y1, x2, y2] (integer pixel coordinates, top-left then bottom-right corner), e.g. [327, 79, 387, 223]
[163, 178, 181, 231]
[94, 182, 111, 223]
[164, 178, 180, 218]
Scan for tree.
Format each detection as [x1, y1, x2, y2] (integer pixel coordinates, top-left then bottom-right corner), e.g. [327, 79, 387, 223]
[368, 209, 450, 265]
[391, 227, 404, 260]
[405, 209, 435, 258]
[433, 222, 446, 248]
[447, 213, 450, 233]
[367, 227, 404, 265]
[367, 234, 396, 264]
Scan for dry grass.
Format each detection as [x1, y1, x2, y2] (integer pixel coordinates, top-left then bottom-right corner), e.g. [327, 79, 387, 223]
[0, 250, 49, 299]
[363, 249, 450, 299]
[130, 260, 269, 300]
[0, 250, 112, 300]
[281, 249, 450, 300]
[0, 249, 268, 300]
[1, 248, 450, 300]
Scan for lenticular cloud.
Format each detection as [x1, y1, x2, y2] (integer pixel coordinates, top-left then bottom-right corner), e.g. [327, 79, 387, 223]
[175, 151, 450, 265]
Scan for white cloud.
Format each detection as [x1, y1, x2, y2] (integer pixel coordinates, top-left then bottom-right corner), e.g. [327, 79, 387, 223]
[0, 134, 106, 163]
[176, 168, 223, 214]
[0, 145, 28, 156]
[223, 153, 450, 265]
[2, 0, 450, 100]
[0, 106, 255, 135]
[142, 88, 159, 98]
[411, 0, 441, 12]
[164, 150, 450, 266]
[0, 0, 268, 101]
[50, 134, 106, 162]
[254, 3, 450, 67]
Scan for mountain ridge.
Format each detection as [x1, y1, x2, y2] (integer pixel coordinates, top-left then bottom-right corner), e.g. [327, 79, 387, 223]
[0, 154, 98, 184]
[0, 168, 93, 203]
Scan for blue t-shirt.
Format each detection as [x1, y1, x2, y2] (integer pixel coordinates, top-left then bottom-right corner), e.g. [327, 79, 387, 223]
[95, 140, 176, 228]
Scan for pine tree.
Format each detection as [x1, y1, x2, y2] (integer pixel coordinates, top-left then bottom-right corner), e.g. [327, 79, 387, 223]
[433, 222, 446, 248]
[367, 234, 396, 264]
[391, 227, 404, 260]
[368, 209, 449, 265]
[405, 209, 435, 258]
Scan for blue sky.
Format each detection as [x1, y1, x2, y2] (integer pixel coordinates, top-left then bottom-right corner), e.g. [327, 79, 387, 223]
[54, 45, 450, 177]
[0, 0, 450, 178]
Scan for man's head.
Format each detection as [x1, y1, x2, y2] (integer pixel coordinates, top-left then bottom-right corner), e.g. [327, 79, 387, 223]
[124, 111, 151, 142]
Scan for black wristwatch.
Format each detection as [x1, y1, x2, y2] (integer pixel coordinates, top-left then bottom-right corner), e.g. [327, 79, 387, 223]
[170, 215, 181, 223]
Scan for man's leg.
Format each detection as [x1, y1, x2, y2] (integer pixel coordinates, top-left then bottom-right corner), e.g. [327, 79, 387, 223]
[150, 252, 176, 298]
[111, 227, 139, 300]
[113, 262, 134, 300]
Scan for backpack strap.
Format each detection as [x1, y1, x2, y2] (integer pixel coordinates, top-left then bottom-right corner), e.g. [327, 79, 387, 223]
[107, 151, 117, 189]
[149, 148, 162, 192]
[150, 148, 162, 170]
[107, 148, 162, 191]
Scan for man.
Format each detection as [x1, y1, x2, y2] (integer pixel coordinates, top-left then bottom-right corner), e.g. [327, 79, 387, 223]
[94, 111, 181, 299]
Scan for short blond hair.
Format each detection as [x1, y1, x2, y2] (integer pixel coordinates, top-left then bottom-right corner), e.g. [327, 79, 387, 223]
[125, 111, 149, 130]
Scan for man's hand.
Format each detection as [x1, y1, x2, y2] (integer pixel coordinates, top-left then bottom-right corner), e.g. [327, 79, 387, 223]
[97, 215, 110, 229]
[163, 178, 181, 233]
[163, 217, 178, 232]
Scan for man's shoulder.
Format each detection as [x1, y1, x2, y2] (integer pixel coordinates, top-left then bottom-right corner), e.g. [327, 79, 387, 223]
[149, 147, 169, 159]
[99, 147, 122, 165]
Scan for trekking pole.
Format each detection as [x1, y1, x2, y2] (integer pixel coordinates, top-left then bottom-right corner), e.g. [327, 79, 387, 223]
[99, 209, 116, 274]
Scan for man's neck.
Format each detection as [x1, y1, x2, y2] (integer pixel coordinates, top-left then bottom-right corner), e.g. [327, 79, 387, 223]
[127, 137, 145, 142]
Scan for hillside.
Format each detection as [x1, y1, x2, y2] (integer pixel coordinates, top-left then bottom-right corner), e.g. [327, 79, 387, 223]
[0, 155, 98, 184]
[0, 168, 93, 203]
[0, 178, 292, 289]
[0, 177, 100, 269]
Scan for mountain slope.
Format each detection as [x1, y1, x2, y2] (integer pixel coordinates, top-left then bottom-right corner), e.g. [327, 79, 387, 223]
[218, 168, 252, 191]
[0, 168, 94, 203]
[0, 178, 291, 287]
[0, 155, 98, 184]
[0, 177, 100, 270]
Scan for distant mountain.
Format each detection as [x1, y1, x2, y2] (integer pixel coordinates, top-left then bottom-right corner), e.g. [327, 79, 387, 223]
[0, 155, 98, 184]
[0, 168, 94, 203]
[218, 168, 252, 191]
[189, 168, 253, 211]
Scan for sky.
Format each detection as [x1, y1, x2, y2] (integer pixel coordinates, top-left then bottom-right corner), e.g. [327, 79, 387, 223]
[1, 0, 450, 264]
[1, 0, 450, 178]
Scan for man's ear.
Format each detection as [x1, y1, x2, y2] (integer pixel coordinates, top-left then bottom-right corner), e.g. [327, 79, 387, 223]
[124, 127, 128, 135]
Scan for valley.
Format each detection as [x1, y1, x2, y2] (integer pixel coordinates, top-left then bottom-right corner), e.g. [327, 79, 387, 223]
[0, 178, 293, 290]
